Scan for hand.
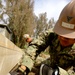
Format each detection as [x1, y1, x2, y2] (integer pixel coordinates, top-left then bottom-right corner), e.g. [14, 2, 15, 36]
[19, 65, 26, 72]
[18, 65, 30, 75]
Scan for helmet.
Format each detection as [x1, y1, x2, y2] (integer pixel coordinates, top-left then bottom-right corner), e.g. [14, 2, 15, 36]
[53, 0, 75, 39]
[23, 34, 30, 39]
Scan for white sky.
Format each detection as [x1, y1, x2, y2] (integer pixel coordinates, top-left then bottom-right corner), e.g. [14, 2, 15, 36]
[34, 0, 71, 21]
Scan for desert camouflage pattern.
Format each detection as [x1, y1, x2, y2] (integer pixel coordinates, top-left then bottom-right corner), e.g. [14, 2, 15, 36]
[23, 29, 75, 75]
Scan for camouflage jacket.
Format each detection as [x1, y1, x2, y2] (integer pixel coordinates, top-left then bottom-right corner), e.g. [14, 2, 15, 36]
[23, 29, 75, 70]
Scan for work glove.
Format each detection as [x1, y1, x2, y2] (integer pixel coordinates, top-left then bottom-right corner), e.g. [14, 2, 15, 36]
[10, 65, 30, 75]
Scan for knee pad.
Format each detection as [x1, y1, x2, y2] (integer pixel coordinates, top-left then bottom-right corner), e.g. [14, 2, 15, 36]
[40, 64, 59, 75]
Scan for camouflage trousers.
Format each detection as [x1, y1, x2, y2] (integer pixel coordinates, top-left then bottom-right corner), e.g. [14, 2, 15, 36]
[37, 58, 75, 75]
[21, 53, 75, 75]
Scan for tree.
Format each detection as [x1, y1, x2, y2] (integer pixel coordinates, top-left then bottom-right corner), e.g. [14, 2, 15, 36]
[33, 12, 56, 38]
[48, 18, 55, 28]
[0, 0, 35, 48]
[34, 12, 48, 37]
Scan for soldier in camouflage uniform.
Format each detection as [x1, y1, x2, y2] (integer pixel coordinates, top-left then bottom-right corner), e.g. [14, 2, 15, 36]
[16, 0, 75, 75]
[23, 34, 32, 49]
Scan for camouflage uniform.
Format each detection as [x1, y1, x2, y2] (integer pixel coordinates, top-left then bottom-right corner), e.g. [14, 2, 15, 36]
[22, 29, 75, 75]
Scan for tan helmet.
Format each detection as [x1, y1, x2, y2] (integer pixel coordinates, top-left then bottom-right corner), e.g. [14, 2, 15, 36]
[53, 0, 75, 39]
[23, 34, 30, 39]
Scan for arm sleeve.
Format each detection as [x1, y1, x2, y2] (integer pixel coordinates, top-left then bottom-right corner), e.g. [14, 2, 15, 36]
[26, 29, 54, 60]
[73, 52, 75, 71]
[22, 29, 56, 70]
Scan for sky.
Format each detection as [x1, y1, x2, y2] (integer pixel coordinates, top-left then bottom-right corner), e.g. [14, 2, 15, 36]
[34, 0, 71, 21]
